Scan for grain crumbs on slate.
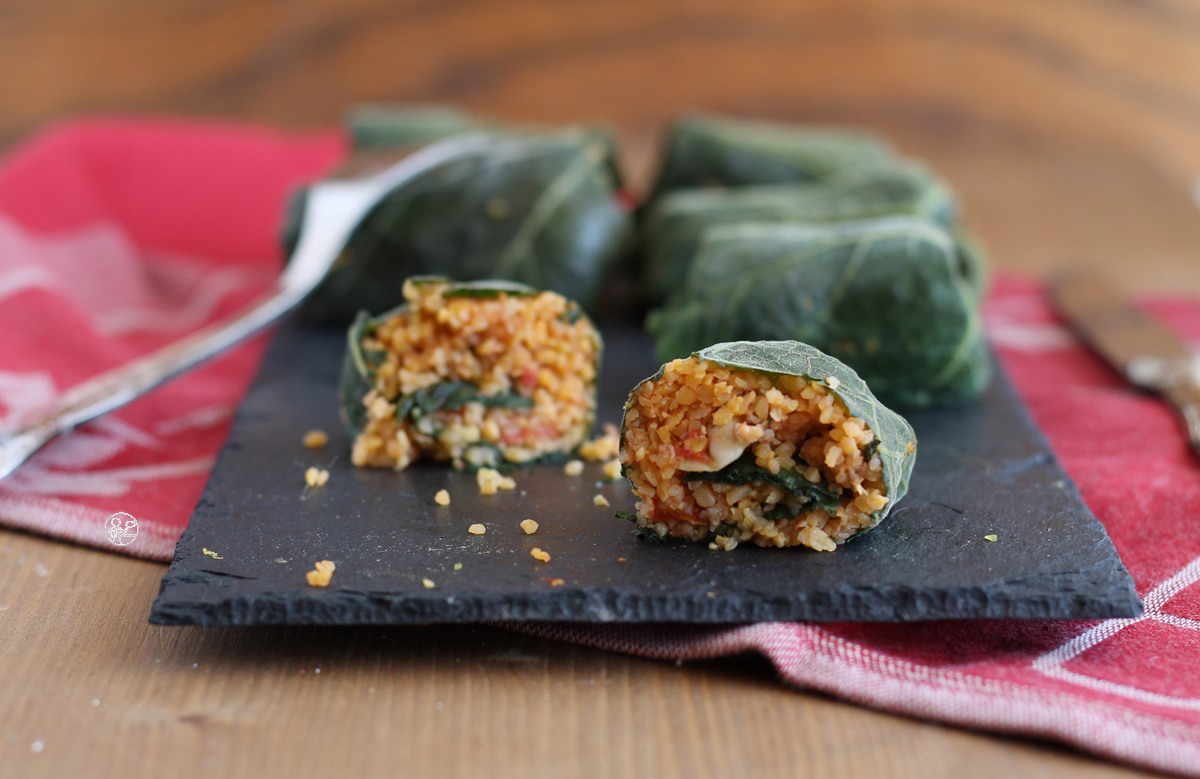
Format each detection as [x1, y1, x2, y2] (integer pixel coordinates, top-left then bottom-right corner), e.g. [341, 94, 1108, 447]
[306, 560, 335, 587]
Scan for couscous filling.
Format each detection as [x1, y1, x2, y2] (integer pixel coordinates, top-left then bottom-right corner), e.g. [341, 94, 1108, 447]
[351, 279, 599, 469]
[620, 356, 888, 551]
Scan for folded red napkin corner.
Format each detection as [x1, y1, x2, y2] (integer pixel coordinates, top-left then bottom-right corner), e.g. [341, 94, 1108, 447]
[2, 119, 1199, 775]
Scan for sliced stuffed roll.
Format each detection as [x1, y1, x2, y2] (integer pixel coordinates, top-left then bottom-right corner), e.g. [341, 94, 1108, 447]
[342, 277, 601, 470]
[619, 341, 916, 552]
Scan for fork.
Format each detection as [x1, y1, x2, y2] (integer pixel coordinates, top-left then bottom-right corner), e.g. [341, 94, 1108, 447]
[0, 132, 492, 481]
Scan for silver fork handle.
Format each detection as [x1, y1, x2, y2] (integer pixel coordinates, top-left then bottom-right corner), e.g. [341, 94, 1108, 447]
[0, 280, 303, 481]
[0, 132, 494, 481]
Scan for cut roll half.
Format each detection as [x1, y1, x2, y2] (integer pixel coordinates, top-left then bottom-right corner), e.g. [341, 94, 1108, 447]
[342, 277, 601, 470]
[619, 341, 916, 551]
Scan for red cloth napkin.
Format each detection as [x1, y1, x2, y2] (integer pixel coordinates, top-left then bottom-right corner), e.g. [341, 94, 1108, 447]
[3, 120, 1200, 775]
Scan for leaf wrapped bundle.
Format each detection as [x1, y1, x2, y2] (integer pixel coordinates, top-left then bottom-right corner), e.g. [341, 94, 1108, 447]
[342, 277, 601, 470]
[640, 163, 987, 303]
[647, 218, 990, 408]
[619, 340, 917, 551]
[646, 114, 894, 202]
[288, 124, 632, 324]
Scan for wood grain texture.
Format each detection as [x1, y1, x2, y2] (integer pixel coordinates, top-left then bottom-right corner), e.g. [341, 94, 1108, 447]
[3, 0, 1200, 172]
[0, 527, 1152, 779]
[2, 1, 1199, 776]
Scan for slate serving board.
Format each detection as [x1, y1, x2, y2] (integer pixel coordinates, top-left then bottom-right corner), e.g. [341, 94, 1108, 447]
[150, 319, 1142, 626]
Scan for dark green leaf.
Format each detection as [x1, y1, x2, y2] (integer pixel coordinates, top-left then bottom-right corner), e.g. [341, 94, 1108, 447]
[397, 381, 535, 423]
[296, 131, 632, 323]
[647, 218, 990, 408]
[682, 451, 842, 514]
[641, 162, 962, 303]
[646, 114, 893, 202]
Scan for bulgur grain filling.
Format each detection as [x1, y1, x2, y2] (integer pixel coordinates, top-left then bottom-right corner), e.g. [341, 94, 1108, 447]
[347, 278, 600, 470]
[621, 356, 889, 552]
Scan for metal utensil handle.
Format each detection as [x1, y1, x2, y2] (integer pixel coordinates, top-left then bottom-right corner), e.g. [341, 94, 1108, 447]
[0, 132, 493, 481]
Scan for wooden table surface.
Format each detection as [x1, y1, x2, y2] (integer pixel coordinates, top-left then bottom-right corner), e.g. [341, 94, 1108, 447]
[3, 1, 1199, 777]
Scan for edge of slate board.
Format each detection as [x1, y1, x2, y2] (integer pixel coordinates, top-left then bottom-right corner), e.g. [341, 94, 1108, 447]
[150, 319, 1143, 626]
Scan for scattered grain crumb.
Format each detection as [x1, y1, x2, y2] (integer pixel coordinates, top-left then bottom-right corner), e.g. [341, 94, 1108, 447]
[520, 518, 539, 535]
[826, 376, 841, 389]
[708, 542, 718, 550]
[549, 578, 565, 587]
[305, 466, 330, 488]
[477, 467, 516, 495]
[564, 459, 584, 476]
[984, 534, 998, 542]
[593, 494, 610, 508]
[602, 459, 622, 481]
[453, 562, 463, 571]
[305, 560, 335, 587]
[422, 578, 436, 589]
[617, 557, 625, 563]
[468, 523, 486, 535]
[530, 548, 551, 563]
[579, 423, 620, 461]
[714, 535, 738, 551]
[434, 489, 451, 506]
[201, 548, 223, 559]
[303, 429, 329, 450]
[30, 741, 43, 754]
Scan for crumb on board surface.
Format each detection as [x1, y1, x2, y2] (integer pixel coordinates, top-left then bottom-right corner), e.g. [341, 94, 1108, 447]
[303, 429, 329, 449]
[477, 467, 516, 495]
[434, 489, 451, 506]
[549, 578, 565, 587]
[984, 534, 998, 542]
[306, 560, 335, 587]
[468, 523, 486, 535]
[593, 494, 609, 508]
[304, 466, 330, 488]
[201, 548, 222, 559]
[530, 548, 551, 563]
[453, 562, 463, 571]
[579, 423, 620, 462]
[564, 459, 584, 476]
[422, 578, 436, 589]
[602, 459, 622, 480]
[520, 518, 539, 535]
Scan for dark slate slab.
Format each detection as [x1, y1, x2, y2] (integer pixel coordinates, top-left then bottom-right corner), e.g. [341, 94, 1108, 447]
[150, 319, 1142, 626]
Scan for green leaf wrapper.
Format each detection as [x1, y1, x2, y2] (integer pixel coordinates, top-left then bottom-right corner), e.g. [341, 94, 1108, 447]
[288, 128, 632, 324]
[647, 218, 990, 409]
[694, 340, 916, 529]
[641, 162, 982, 303]
[681, 451, 843, 514]
[646, 114, 893, 202]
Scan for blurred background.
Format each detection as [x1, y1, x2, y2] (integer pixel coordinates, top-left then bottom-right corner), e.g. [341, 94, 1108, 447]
[4, 0, 1200, 288]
